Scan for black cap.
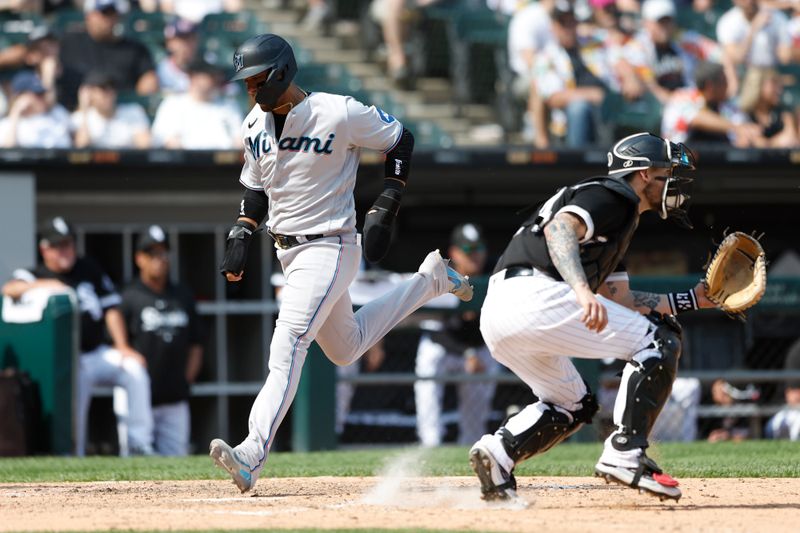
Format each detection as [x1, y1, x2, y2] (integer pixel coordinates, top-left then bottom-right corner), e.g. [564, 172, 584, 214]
[82, 70, 116, 89]
[40, 216, 75, 246]
[450, 223, 486, 251]
[137, 225, 170, 252]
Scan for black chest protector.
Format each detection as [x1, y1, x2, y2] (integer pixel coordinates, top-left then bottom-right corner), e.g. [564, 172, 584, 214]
[495, 176, 640, 292]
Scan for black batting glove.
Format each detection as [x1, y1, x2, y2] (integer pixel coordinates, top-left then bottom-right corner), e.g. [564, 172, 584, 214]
[363, 188, 402, 263]
[220, 221, 256, 279]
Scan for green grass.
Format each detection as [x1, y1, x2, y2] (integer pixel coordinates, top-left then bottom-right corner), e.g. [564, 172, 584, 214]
[1, 440, 798, 483]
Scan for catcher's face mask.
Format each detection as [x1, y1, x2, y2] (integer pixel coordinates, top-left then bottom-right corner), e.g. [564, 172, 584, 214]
[655, 142, 695, 229]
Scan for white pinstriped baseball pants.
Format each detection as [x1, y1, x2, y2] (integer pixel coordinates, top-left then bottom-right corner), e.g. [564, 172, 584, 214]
[480, 270, 653, 413]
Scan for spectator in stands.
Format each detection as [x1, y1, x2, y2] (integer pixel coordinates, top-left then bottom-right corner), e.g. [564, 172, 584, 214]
[301, 0, 330, 31]
[507, 0, 555, 146]
[371, 0, 443, 90]
[1, 216, 153, 456]
[534, 0, 617, 147]
[151, 59, 242, 149]
[584, 0, 641, 101]
[71, 70, 152, 148]
[119, 225, 203, 456]
[0, 70, 71, 148]
[738, 66, 799, 148]
[765, 339, 800, 441]
[156, 18, 199, 95]
[622, 0, 736, 104]
[789, 3, 800, 63]
[716, 0, 791, 70]
[415, 223, 500, 447]
[0, 24, 60, 100]
[57, 0, 158, 111]
[661, 61, 764, 146]
[706, 378, 759, 442]
[139, 0, 242, 24]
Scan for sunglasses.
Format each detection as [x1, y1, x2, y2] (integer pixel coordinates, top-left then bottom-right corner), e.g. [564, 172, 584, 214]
[459, 243, 486, 254]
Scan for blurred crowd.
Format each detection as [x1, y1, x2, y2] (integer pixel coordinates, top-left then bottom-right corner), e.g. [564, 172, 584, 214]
[0, 0, 246, 150]
[498, 0, 800, 147]
[1, 0, 800, 149]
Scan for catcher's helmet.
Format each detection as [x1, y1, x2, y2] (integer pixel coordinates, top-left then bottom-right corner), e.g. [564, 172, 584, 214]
[607, 132, 696, 228]
[231, 34, 297, 108]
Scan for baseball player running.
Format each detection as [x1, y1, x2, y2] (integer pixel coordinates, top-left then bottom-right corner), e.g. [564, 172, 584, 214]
[209, 34, 472, 493]
[469, 132, 720, 502]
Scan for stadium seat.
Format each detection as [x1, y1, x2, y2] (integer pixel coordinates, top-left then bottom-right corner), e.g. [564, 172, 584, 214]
[779, 65, 800, 112]
[601, 90, 663, 138]
[445, 7, 508, 106]
[294, 63, 364, 96]
[402, 118, 454, 149]
[124, 10, 167, 42]
[51, 9, 86, 35]
[116, 91, 163, 121]
[199, 12, 265, 38]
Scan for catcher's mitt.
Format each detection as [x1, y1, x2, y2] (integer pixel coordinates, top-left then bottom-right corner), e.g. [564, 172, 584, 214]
[704, 231, 767, 316]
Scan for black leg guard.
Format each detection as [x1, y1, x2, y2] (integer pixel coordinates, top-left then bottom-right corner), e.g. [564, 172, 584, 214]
[611, 313, 682, 452]
[500, 391, 599, 464]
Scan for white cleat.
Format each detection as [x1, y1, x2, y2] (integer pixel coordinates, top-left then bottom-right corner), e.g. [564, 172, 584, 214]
[209, 438, 257, 493]
[469, 438, 518, 501]
[418, 249, 474, 302]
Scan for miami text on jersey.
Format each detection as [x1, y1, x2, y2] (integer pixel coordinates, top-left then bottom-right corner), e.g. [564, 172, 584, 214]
[247, 132, 335, 159]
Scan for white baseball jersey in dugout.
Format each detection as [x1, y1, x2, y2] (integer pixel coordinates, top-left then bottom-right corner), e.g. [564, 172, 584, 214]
[238, 92, 403, 236]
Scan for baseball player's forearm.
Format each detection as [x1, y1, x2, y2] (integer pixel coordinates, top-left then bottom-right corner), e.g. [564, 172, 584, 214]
[2, 278, 66, 299]
[599, 280, 664, 313]
[544, 213, 591, 293]
[105, 308, 132, 350]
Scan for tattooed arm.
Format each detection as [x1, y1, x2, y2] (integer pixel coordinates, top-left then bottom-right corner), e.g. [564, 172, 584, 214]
[544, 212, 607, 332]
[597, 279, 671, 315]
[598, 278, 717, 315]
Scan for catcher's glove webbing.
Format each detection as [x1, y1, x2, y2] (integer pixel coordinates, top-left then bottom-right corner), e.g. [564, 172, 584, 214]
[704, 231, 767, 317]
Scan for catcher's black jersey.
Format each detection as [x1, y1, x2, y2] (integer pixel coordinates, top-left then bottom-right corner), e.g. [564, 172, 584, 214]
[14, 258, 120, 352]
[495, 176, 640, 292]
[120, 279, 202, 405]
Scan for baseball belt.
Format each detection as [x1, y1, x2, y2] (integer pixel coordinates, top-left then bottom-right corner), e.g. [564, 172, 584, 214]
[268, 230, 325, 250]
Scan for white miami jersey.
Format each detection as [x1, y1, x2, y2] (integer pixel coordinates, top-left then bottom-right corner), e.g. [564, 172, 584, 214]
[239, 92, 403, 236]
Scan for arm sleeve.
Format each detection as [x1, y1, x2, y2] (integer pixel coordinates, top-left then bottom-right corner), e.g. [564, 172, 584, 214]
[344, 96, 404, 152]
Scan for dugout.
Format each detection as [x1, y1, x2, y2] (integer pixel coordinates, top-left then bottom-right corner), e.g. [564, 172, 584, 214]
[1, 146, 798, 452]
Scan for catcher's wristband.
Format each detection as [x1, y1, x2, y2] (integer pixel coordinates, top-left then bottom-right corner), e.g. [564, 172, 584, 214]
[667, 289, 699, 315]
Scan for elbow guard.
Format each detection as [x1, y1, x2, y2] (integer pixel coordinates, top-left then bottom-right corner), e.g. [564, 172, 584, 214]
[384, 127, 414, 186]
[240, 188, 269, 225]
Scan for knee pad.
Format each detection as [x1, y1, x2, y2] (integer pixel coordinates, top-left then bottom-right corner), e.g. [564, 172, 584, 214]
[612, 313, 682, 451]
[500, 392, 598, 464]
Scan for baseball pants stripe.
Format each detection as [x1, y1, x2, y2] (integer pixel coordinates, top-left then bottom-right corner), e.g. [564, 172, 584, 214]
[480, 273, 651, 411]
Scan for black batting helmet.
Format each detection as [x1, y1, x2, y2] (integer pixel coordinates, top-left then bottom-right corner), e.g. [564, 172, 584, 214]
[231, 34, 297, 108]
[607, 132, 696, 228]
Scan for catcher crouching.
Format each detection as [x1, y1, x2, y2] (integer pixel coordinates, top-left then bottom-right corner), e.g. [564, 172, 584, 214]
[469, 133, 767, 504]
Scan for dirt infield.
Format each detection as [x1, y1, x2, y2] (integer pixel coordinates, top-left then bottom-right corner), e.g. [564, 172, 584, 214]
[1, 477, 798, 532]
